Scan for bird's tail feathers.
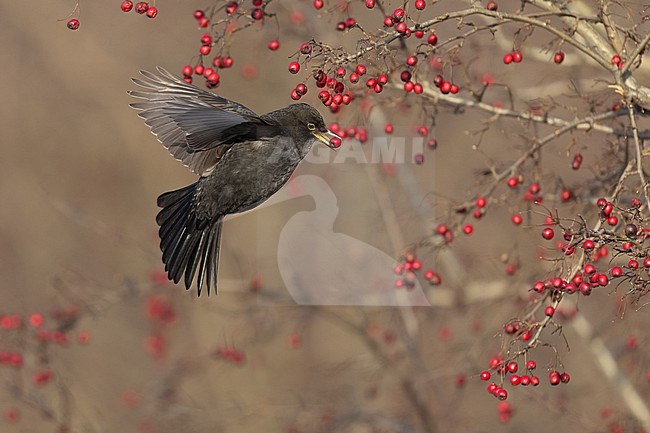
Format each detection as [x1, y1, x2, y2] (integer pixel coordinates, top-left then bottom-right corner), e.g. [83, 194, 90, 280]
[156, 183, 222, 296]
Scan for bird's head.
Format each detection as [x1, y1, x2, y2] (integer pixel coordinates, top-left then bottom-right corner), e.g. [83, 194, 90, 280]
[279, 103, 341, 150]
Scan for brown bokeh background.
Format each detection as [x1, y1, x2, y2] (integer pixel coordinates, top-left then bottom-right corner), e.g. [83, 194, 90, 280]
[1, 1, 649, 432]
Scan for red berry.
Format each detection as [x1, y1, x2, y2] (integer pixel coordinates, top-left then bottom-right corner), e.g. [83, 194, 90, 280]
[313, 0, 324, 9]
[385, 123, 394, 134]
[121, 1, 134, 12]
[268, 40, 280, 51]
[486, 1, 498, 10]
[221, 56, 234, 68]
[300, 42, 312, 55]
[427, 33, 438, 45]
[200, 34, 212, 45]
[480, 371, 491, 381]
[401, 71, 412, 82]
[4, 408, 20, 423]
[597, 274, 609, 286]
[413, 83, 423, 94]
[182, 65, 193, 77]
[251, 7, 264, 20]
[225, 2, 238, 14]
[366, 0, 375, 8]
[207, 72, 220, 84]
[198, 16, 210, 27]
[355, 64, 367, 76]
[549, 371, 561, 385]
[439, 81, 452, 94]
[415, 0, 426, 10]
[463, 224, 474, 235]
[503, 53, 514, 64]
[67, 18, 80, 30]
[607, 215, 618, 226]
[135, 2, 149, 14]
[545, 306, 555, 317]
[29, 313, 43, 327]
[417, 125, 429, 136]
[602, 202, 613, 216]
[560, 372, 570, 383]
[393, 8, 405, 20]
[377, 74, 388, 85]
[525, 360, 536, 370]
[512, 51, 523, 63]
[611, 266, 623, 277]
[146, 6, 158, 18]
[288, 61, 301, 74]
[611, 54, 621, 65]
[413, 153, 425, 165]
[193, 9, 205, 19]
[509, 375, 521, 386]
[199, 45, 211, 56]
[450, 84, 459, 94]
[290, 89, 301, 100]
[541, 228, 554, 240]
[295, 83, 307, 96]
[554, 51, 565, 64]
[407, 55, 418, 66]
[329, 137, 342, 149]
[572, 153, 583, 169]
[532, 281, 545, 292]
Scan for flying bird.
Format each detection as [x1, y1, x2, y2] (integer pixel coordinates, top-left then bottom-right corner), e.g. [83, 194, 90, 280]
[129, 67, 339, 295]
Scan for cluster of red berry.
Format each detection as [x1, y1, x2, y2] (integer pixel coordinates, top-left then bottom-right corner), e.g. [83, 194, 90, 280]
[213, 346, 246, 365]
[394, 252, 442, 289]
[0, 305, 90, 409]
[503, 50, 523, 64]
[328, 123, 368, 143]
[121, 1, 158, 18]
[481, 357, 569, 401]
[144, 294, 178, 359]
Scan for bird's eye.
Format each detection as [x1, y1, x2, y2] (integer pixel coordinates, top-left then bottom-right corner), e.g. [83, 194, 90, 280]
[307, 123, 316, 131]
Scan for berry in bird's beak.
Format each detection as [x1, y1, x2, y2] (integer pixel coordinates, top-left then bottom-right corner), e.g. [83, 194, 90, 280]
[328, 136, 342, 149]
[312, 129, 342, 150]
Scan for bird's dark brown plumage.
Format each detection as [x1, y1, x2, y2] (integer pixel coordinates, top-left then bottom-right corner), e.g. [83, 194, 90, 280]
[129, 67, 338, 295]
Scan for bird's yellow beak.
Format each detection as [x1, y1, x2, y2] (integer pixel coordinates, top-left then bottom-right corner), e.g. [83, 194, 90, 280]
[313, 130, 342, 150]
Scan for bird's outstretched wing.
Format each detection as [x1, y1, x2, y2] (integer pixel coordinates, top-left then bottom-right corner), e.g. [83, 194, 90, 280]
[129, 67, 281, 175]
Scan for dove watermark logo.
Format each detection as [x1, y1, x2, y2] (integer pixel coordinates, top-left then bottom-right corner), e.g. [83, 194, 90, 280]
[246, 175, 432, 307]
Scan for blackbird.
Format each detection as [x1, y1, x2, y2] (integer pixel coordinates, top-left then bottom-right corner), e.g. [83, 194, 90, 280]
[129, 67, 339, 295]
